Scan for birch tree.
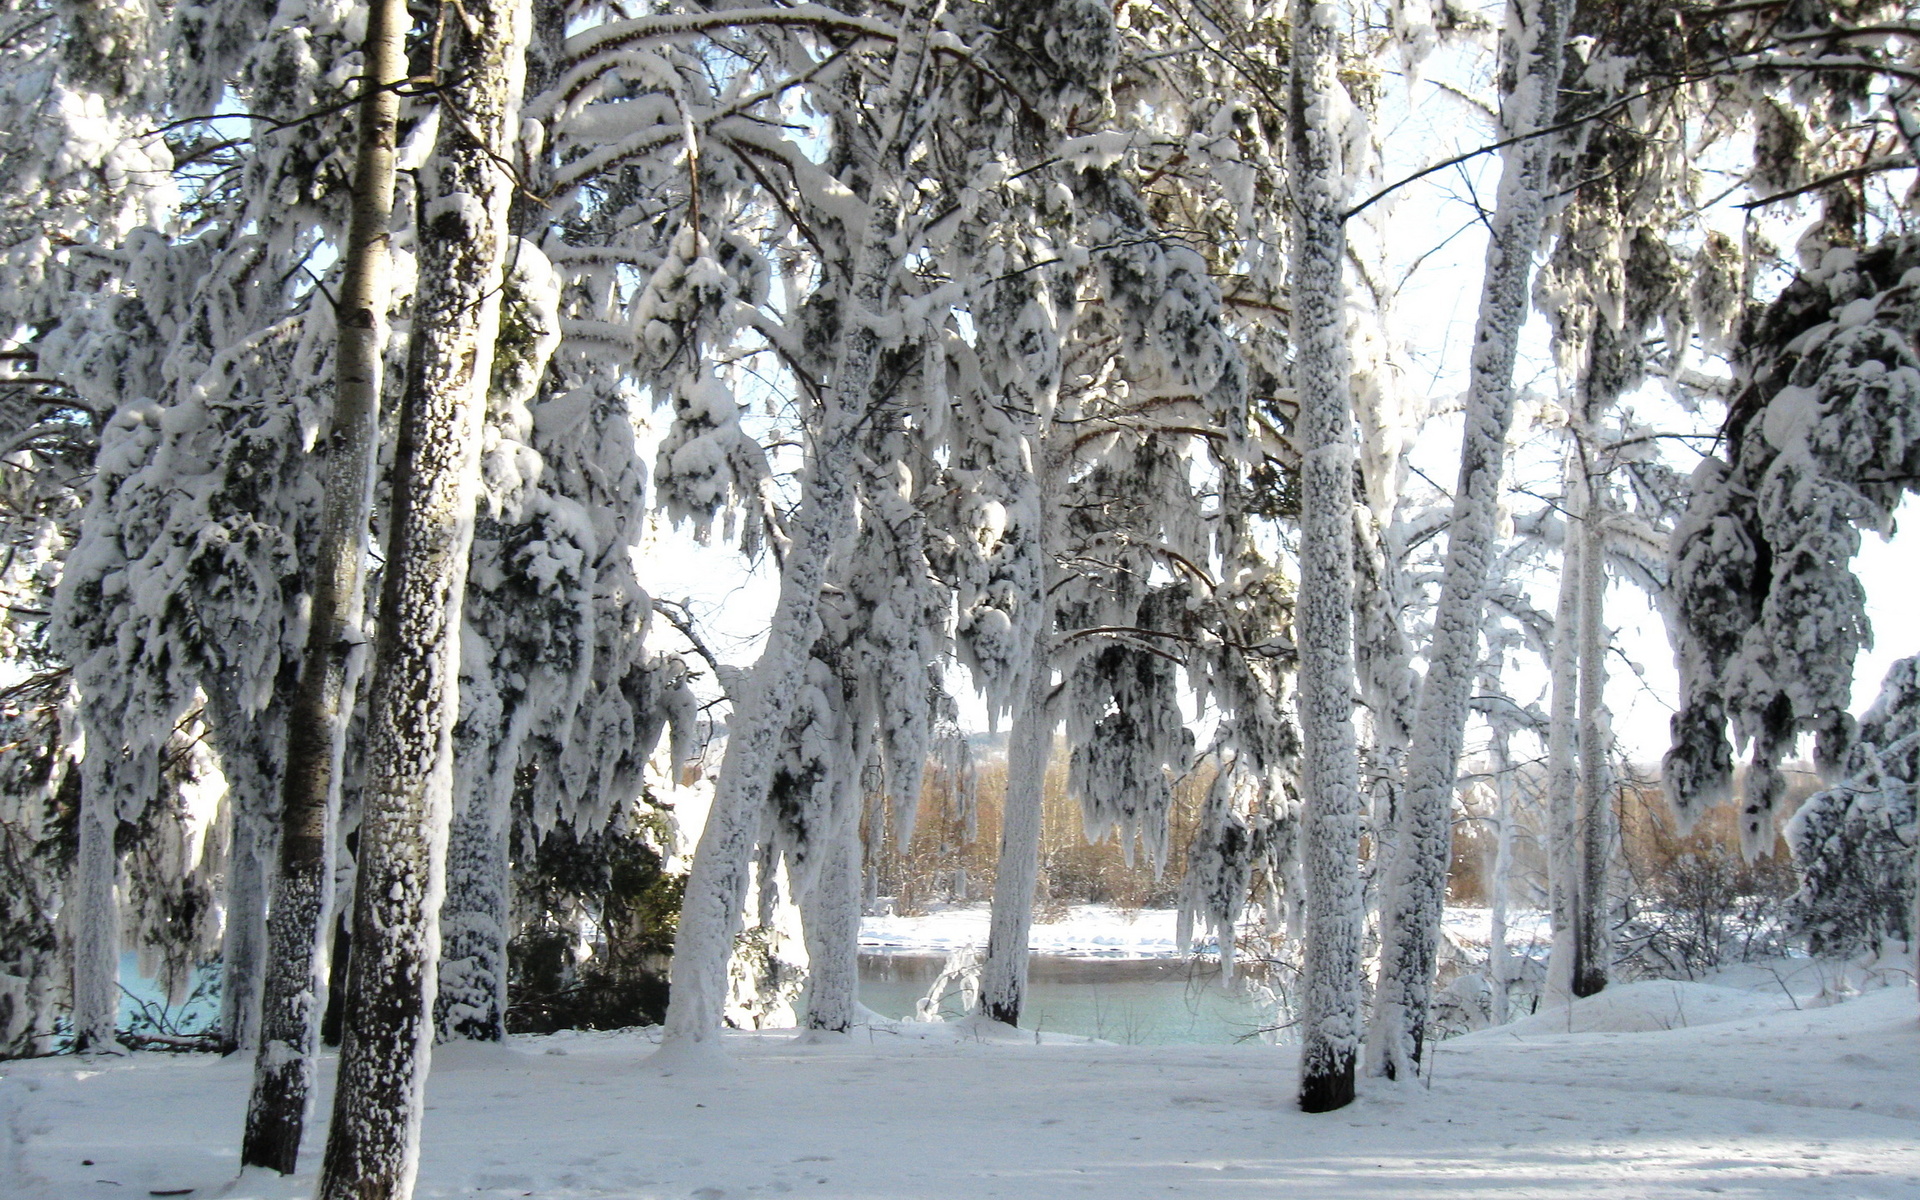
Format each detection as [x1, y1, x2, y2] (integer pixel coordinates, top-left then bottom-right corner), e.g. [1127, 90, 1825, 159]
[315, 0, 531, 1189]
[1288, 0, 1363, 1115]
[241, 0, 406, 1169]
[1368, 0, 1574, 1082]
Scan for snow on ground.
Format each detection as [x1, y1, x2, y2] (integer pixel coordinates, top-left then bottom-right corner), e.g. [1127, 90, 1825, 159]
[859, 902, 1558, 960]
[1485, 980, 1789, 1035]
[5, 980, 1917, 1199]
[860, 903, 1190, 957]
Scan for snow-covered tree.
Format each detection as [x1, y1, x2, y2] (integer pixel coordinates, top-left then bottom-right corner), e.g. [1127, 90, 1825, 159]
[315, 0, 532, 1190]
[1368, 0, 1575, 1081]
[1287, 0, 1364, 1115]
[1785, 655, 1918, 962]
[662, 0, 956, 1053]
[1668, 233, 1920, 856]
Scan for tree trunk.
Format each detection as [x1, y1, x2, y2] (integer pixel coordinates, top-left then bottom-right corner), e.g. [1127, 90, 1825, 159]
[1368, 0, 1575, 1081]
[660, 1, 945, 1052]
[70, 768, 121, 1053]
[314, 0, 530, 1190]
[239, 0, 406, 1170]
[977, 617, 1054, 1026]
[1288, 0, 1364, 1115]
[202, 676, 288, 1057]
[214, 727, 276, 1056]
[1572, 464, 1611, 998]
[1488, 718, 1513, 1027]
[1544, 457, 1582, 1004]
[800, 804, 862, 1035]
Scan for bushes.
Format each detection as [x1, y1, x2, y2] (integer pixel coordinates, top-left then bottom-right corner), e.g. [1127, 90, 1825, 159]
[1617, 784, 1799, 979]
[505, 805, 684, 1034]
[872, 742, 1213, 917]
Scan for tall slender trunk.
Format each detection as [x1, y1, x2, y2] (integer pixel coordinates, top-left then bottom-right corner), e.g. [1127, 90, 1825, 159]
[314, 0, 530, 1191]
[1544, 457, 1582, 1003]
[70, 770, 121, 1053]
[1572, 462, 1610, 998]
[799, 802, 862, 1035]
[1367, 0, 1575, 1081]
[661, 1, 945, 1051]
[1289, 0, 1364, 1115]
[977, 596, 1055, 1026]
[1488, 719, 1513, 1026]
[211, 699, 280, 1056]
[239, 0, 405, 1169]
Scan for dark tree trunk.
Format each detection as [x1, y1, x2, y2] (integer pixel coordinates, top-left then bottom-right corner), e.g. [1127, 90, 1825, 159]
[314, 0, 531, 1191]
[238, 0, 407, 1171]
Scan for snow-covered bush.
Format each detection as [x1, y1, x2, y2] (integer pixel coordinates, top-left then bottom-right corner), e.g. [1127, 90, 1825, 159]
[1786, 656, 1920, 958]
[1667, 236, 1920, 855]
[505, 806, 684, 1034]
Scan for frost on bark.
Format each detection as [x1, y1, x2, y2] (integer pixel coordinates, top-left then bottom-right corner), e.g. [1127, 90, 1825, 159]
[205, 683, 284, 1055]
[1288, 0, 1363, 1115]
[241, 0, 407, 1171]
[661, 0, 949, 1053]
[314, 0, 530, 1189]
[1572, 466, 1611, 998]
[798, 790, 863, 1036]
[977, 571, 1058, 1026]
[1543, 462, 1582, 1003]
[1368, 0, 1574, 1082]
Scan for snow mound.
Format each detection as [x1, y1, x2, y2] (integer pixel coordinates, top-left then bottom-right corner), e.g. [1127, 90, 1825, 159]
[1461, 979, 1788, 1038]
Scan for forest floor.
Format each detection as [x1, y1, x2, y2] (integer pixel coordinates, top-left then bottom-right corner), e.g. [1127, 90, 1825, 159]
[5, 912, 1917, 1199]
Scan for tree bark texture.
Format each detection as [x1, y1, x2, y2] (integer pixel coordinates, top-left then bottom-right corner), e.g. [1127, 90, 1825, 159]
[1544, 456, 1582, 1003]
[800, 808, 862, 1034]
[1288, 0, 1364, 1116]
[70, 775, 120, 1053]
[314, 0, 530, 1190]
[1572, 466, 1611, 998]
[978, 608, 1055, 1027]
[1368, 0, 1575, 1081]
[239, 0, 407, 1170]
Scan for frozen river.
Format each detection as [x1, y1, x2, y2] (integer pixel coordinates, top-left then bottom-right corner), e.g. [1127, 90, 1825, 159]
[857, 950, 1284, 1044]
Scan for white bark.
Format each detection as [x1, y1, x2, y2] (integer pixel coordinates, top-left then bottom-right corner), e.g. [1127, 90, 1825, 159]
[1573, 465, 1611, 998]
[1368, 0, 1574, 1081]
[314, 0, 529, 1189]
[1488, 721, 1514, 1026]
[1289, 0, 1364, 1115]
[217, 779, 272, 1053]
[977, 598, 1056, 1026]
[660, 0, 947, 1053]
[1544, 458, 1582, 1004]
[799, 804, 862, 1035]
[71, 772, 121, 1053]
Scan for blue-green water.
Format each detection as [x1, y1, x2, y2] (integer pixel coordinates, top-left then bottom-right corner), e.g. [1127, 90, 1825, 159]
[858, 953, 1284, 1045]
